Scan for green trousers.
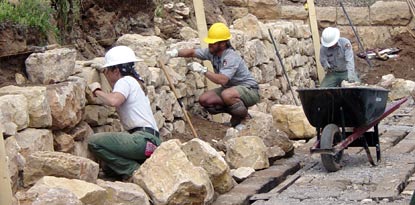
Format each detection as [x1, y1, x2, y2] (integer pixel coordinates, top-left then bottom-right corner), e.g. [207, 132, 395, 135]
[88, 130, 161, 177]
[320, 71, 348, 87]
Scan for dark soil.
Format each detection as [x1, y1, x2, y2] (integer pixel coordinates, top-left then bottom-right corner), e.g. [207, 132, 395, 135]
[170, 114, 229, 143]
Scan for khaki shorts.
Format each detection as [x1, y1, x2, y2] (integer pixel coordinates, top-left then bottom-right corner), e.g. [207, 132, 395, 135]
[213, 85, 260, 107]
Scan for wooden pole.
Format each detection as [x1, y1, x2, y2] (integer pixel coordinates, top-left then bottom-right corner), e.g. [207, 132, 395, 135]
[159, 61, 199, 138]
[0, 131, 13, 205]
[192, 0, 222, 122]
[307, 0, 325, 83]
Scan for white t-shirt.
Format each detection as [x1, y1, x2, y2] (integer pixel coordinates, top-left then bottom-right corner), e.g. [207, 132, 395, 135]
[113, 76, 158, 131]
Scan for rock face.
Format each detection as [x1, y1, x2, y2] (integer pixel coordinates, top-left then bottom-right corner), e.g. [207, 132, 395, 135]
[0, 94, 28, 136]
[134, 139, 214, 205]
[225, 136, 269, 170]
[116, 34, 166, 67]
[0, 86, 52, 128]
[25, 48, 77, 84]
[20, 187, 83, 205]
[47, 77, 86, 130]
[370, 1, 411, 26]
[5, 136, 25, 192]
[248, 0, 281, 20]
[271, 104, 316, 140]
[15, 128, 54, 160]
[24, 176, 107, 205]
[23, 151, 99, 187]
[96, 180, 150, 205]
[182, 138, 234, 194]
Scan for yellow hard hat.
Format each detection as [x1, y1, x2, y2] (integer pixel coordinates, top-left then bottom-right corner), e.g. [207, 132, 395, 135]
[204, 23, 232, 44]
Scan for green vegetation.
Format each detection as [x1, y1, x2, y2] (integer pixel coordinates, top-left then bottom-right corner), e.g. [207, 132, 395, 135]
[0, 0, 57, 36]
[52, 0, 80, 41]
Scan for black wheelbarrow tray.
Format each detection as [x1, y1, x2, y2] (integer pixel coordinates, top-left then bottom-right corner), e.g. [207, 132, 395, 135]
[297, 87, 408, 172]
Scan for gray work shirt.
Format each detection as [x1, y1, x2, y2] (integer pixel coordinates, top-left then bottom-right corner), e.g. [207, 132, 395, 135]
[195, 48, 258, 88]
[320, 37, 355, 74]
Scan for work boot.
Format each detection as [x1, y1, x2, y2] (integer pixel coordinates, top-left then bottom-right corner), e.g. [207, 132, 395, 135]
[205, 105, 228, 114]
[228, 101, 248, 127]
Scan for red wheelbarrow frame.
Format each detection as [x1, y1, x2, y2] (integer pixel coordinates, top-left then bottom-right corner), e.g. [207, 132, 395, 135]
[310, 97, 408, 166]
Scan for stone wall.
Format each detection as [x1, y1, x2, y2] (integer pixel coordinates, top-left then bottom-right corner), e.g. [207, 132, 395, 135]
[0, 15, 315, 195]
[226, 1, 413, 49]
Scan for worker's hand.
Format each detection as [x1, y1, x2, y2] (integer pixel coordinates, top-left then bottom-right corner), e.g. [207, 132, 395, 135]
[187, 62, 207, 74]
[348, 72, 356, 83]
[166, 48, 179, 58]
[88, 82, 102, 97]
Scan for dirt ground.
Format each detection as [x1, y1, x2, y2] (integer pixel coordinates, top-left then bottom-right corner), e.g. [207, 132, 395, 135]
[356, 33, 415, 84]
[170, 114, 229, 144]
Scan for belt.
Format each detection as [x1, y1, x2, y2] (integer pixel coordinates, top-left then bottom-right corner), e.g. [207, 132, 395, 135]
[328, 69, 347, 73]
[128, 127, 159, 138]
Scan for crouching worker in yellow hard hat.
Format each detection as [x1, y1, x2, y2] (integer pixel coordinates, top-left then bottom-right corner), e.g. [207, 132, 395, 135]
[87, 46, 161, 181]
[166, 23, 260, 127]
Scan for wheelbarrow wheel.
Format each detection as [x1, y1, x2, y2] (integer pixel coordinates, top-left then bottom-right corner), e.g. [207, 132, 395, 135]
[321, 124, 343, 172]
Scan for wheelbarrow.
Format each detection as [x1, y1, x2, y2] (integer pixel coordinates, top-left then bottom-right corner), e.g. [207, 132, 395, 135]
[297, 87, 408, 172]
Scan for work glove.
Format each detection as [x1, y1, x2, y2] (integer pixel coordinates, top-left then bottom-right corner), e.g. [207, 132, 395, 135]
[187, 62, 207, 74]
[348, 72, 357, 83]
[166, 48, 179, 58]
[88, 82, 102, 97]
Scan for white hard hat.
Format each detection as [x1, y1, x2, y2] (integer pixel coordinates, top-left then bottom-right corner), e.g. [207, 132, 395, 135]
[104, 46, 143, 68]
[321, 27, 340, 48]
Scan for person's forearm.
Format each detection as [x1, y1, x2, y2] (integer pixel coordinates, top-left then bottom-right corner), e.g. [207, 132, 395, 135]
[94, 90, 120, 107]
[178, 48, 196, 58]
[204, 72, 229, 86]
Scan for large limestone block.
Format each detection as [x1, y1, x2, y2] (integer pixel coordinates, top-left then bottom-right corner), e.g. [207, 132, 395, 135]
[337, 7, 369, 26]
[242, 39, 269, 67]
[316, 7, 336, 28]
[389, 79, 415, 101]
[233, 14, 263, 40]
[134, 139, 214, 205]
[182, 138, 234, 194]
[25, 48, 77, 84]
[0, 94, 29, 136]
[248, 0, 281, 20]
[116, 34, 166, 67]
[370, 1, 411, 26]
[5, 136, 25, 192]
[84, 105, 112, 126]
[97, 179, 150, 205]
[24, 151, 99, 186]
[240, 110, 273, 140]
[26, 176, 106, 205]
[53, 131, 75, 153]
[68, 121, 94, 142]
[229, 7, 249, 19]
[18, 187, 83, 205]
[356, 26, 392, 48]
[47, 77, 86, 130]
[0, 86, 52, 128]
[15, 128, 54, 160]
[225, 136, 269, 170]
[281, 6, 308, 20]
[271, 104, 316, 140]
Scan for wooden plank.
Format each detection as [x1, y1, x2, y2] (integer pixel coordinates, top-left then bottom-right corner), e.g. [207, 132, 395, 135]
[0, 131, 13, 205]
[307, 0, 325, 83]
[192, 0, 222, 122]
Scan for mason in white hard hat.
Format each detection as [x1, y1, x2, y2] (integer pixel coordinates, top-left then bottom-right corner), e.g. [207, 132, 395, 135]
[320, 27, 359, 87]
[87, 46, 160, 181]
[166, 23, 259, 127]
